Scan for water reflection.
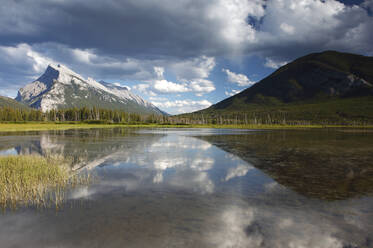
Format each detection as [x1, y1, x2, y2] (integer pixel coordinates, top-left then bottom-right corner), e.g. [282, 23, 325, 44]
[224, 163, 254, 181]
[0, 129, 259, 197]
[197, 129, 373, 200]
[0, 128, 372, 247]
[207, 200, 370, 248]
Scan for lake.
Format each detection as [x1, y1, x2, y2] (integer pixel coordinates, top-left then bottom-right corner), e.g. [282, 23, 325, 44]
[0, 128, 373, 248]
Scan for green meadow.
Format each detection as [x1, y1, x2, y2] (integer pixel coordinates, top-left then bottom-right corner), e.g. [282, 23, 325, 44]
[0, 122, 373, 132]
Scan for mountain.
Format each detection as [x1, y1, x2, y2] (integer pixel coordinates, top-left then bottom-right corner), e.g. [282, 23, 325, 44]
[0, 95, 30, 110]
[16, 64, 165, 115]
[196, 51, 373, 123]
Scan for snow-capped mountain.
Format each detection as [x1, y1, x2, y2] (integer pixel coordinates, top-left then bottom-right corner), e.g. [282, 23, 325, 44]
[16, 64, 165, 115]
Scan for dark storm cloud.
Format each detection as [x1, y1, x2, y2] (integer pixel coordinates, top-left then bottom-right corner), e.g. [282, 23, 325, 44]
[0, 0, 223, 59]
[0, 0, 372, 61]
[0, 0, 373, 98]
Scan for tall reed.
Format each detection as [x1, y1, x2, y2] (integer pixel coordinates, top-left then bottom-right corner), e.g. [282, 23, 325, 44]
[0, 154, 91, 210]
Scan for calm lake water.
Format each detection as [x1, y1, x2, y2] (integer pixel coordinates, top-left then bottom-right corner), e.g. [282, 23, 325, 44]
[1, 128, 373, 248]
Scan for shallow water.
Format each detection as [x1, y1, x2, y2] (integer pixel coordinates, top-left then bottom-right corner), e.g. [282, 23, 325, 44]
[0, 128, 373, 248]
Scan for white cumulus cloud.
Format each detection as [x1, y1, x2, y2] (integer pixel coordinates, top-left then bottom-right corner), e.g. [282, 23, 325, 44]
[222, 68, 255, 87]
[190, 79, 216, 95]
[152, 99, 212, 114]
[153, 80, 189, 93]
[170, 56, 216, 82]
[133, 64, 216, 96]
[264, 58, 288, 69]
[225, 89, 241, 97]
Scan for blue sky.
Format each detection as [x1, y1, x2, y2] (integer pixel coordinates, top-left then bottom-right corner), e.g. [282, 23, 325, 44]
[0, 0, 372, 114]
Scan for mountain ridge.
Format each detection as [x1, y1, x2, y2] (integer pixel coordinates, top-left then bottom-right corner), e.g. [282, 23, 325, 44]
[212, 50, 373, 110]
[16, 64, 166, 115]
[189, 51, 373, 123]
[0, 95, 31, 110]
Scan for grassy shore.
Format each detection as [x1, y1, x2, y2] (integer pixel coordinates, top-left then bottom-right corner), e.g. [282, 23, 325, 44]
[0, 155, 91, 210]
[0, 122, 373, 132]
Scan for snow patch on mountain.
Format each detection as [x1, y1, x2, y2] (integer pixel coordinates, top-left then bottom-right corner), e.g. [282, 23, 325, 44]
[40, 82, 66, 111]
[49, 64, 84, 85]
[16, 64, 165, 114]
[99, 81, 153, 107]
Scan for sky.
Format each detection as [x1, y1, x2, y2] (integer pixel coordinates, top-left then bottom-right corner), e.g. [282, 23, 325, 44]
[0, 0, 372, 114]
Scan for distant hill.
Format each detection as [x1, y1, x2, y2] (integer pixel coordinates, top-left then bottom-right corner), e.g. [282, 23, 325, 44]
[16, 64, 166, 115]
[195, 51, 373, 123]
[0, 95, 30, 110]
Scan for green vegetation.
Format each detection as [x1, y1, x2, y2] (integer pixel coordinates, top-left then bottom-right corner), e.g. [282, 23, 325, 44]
[0, 96, 30, 110]
[0, 122, 372, 133]
[2, 101, 373, 128]
[0, 155, 91, 210]
[0, 106, 157, 123]
[183, 97, 373, 125]
[187, 51, 373, 125]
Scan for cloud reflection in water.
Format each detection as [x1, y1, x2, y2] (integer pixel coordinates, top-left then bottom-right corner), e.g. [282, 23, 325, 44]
[0, 129, 372, 248]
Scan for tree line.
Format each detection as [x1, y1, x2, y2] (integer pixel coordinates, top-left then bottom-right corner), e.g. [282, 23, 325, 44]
[0, 106, 371, 126]
[0, 106, 167, 124]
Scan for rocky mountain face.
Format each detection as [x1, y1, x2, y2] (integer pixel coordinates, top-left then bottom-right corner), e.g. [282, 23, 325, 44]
[211, 51, 373, 110]
[16, 64, 165, 115]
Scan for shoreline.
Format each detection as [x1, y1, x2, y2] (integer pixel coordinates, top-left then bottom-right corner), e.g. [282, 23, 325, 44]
[1, 122, 373, 132]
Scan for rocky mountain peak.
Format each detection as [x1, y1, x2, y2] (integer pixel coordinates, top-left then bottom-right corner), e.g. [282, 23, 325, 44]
[15, 64, 166, 115]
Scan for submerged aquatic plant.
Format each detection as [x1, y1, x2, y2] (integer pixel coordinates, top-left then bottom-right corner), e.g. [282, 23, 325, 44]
[0, 154, 92, 210]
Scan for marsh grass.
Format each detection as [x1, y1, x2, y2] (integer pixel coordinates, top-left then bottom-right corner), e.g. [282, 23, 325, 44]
[0, 122, 373, 133]
[0, 155, 92, 210]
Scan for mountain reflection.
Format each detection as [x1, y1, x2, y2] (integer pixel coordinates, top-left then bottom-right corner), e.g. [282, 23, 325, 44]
[0, 128, 256, 196]
[196, 129, 373, 200]
[2, 128, 373, 200]
[1, 128, 373, 247]
[69, 133, 248, 196]
[1, 128, 163, 171]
